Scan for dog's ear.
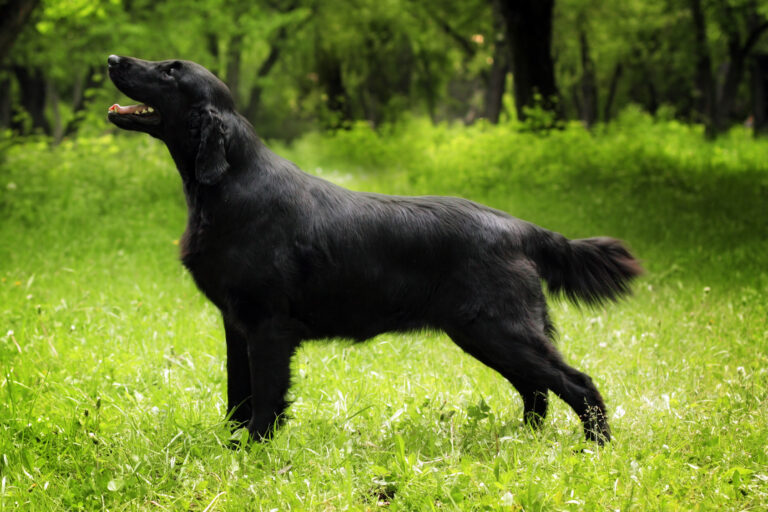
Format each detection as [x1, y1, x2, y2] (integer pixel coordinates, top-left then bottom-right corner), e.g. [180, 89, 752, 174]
[195, 107, 229, 185]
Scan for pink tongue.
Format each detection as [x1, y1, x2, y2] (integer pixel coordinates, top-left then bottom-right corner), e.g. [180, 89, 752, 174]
[109, 103, 147, 114]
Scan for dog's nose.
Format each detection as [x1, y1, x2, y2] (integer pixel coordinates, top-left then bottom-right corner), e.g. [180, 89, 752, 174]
[108, 55, 121, 67]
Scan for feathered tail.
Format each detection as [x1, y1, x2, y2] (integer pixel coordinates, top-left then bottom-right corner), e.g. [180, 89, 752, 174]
[529, 231, 643, 306]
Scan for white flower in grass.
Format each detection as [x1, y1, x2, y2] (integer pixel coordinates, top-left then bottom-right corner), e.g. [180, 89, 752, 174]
[612, 405, 626, 420]
[500, 492, 515, 506]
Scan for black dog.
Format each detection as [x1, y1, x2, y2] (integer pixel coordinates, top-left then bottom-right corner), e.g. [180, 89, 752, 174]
[107, 55, 641, 444]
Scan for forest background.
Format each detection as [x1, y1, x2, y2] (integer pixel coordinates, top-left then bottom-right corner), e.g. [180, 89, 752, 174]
[3, 0, 768, 138]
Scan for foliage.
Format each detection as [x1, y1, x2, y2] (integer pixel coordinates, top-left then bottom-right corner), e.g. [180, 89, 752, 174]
[1, 119, 767, 509]
[4, 0, 768, 139]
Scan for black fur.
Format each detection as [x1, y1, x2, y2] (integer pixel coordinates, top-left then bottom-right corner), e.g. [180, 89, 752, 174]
[107, 55, 642, 444]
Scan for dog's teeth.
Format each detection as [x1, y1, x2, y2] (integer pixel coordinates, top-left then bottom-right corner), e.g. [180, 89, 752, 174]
[147, 107, 154, 113]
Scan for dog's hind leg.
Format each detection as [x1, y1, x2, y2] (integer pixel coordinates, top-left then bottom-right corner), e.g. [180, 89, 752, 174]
[548, 354, 611, 444]
[446, 316, 610, 443]
[446, 326, 550, 429]
[244, 318, 300, 441]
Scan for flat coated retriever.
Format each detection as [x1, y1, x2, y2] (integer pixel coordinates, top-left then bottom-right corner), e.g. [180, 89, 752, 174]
[107, 55, 641, 444]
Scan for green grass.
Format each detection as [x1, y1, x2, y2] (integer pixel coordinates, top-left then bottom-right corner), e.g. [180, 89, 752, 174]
[1, 115, 767, 510]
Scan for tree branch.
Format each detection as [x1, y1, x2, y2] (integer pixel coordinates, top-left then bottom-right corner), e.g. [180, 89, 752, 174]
[742, 20, 768, 57]
[404, 1, 476, 58]
[429, 12, 476, 57]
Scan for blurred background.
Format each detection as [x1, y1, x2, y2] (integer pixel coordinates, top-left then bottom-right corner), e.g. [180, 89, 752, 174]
[3, 0, 768, 140]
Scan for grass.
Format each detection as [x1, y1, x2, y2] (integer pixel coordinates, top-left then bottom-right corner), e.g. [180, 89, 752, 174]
[0, 114, 767, 510]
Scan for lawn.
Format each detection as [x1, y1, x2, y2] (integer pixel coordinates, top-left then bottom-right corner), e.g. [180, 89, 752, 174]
[1, 115, 767, 510]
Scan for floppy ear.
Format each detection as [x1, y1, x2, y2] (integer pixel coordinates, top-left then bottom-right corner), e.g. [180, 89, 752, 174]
[195, 108, 229, 185]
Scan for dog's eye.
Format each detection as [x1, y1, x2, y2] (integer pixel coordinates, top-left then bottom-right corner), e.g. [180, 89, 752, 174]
[164, 62, 182, 77]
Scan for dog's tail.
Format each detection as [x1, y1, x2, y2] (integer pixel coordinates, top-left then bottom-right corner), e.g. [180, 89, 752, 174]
[528, 230, 643, 306]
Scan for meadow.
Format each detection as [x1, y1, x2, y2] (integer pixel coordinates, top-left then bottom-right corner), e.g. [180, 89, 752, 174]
[1, 112, 767, 510]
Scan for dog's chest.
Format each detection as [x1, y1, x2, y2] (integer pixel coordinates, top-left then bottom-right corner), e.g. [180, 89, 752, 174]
[178, 225, 220, 301]
[179, 218, 294, 311]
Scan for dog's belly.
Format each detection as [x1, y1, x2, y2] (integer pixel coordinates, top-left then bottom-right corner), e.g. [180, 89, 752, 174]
[180, 213, 489, 340]
[294, 283, 434, 341]
[184, 260, 430, 342]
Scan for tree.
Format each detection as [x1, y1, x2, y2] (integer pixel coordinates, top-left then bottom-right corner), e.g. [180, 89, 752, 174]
[0, 0, 40, 65]
[689, 0, 768, 136]
[7, 0, 768, 140]
[410, 0, 505, 123]
[0, 0, 40, 131]
[495, 0, 561, 122]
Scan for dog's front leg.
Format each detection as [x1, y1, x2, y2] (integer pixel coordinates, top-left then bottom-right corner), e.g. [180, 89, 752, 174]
[224, 318, 252, 427]
[244, 318, 298, 441]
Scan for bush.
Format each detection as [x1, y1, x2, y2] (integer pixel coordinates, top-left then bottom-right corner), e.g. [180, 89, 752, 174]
[277, 109, 768, 197]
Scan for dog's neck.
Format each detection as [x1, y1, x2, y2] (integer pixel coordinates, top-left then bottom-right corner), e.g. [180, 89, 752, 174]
[163, 111, 263, 185]
[165, 142, 197, 183]
[163, 111, 271, 215]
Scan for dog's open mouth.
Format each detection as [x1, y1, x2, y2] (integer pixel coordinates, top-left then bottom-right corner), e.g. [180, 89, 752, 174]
[107, 102, 161, 125]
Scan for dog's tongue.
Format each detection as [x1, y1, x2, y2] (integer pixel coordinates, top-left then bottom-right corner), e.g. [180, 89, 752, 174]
[109, 103, 147, 114]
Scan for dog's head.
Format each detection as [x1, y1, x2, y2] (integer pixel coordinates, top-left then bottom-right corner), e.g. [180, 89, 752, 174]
[107, 55, 234, 184]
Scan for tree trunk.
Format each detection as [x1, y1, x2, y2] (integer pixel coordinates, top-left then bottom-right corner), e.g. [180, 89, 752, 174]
[46, 76, 63, 142]
[646, 79, 659, 115]
[226, 33, 244, 108]
[207, 33, 220, 75]
[0, 0, 39, 65]
[239, 1, 304, 123]
[713, 54, 740, 133]
[316, 48, 351, 127]
[0, 72, 11, 129]
[417, 53, 437, 123]
[496, 0, 561, 122]
[689, 0, 715, 134]
[485, 44, 508, 124]
[12, 65, 49, 134]
[713, 21, 768, 133]
[578, 30, 598, 127]
[706, 3, 768, 135]
[753, 54, 768, 135]
[243, 36, 285, 123]
[485, 0, 509, 124]
[602, 62, 622, 122]
[570, 83, 582, 122]
[64, 66, 102, 136]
